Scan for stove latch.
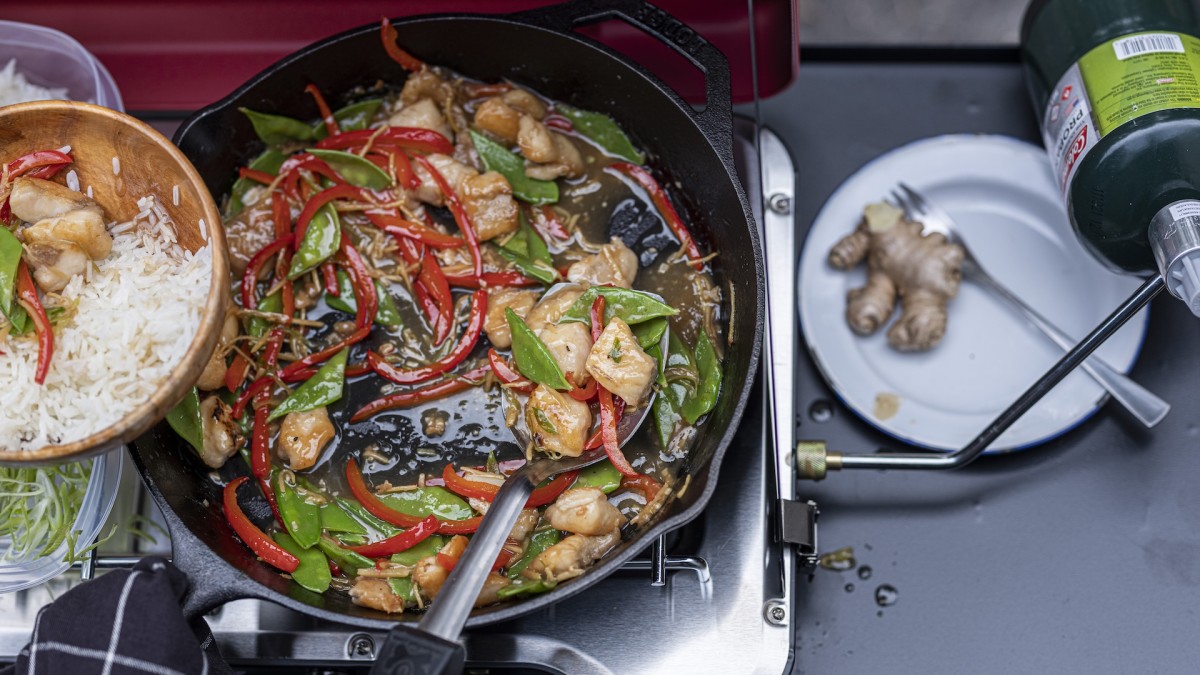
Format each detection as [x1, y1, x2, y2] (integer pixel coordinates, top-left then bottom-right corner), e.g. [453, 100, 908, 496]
[778, 498, 819, 570]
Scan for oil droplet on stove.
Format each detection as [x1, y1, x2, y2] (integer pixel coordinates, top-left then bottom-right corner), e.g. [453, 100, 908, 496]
[875, 584, 898, 607]
[844, 583, 855, 593]
[857, 565, 872, 580]
[818, 546, 856, 572]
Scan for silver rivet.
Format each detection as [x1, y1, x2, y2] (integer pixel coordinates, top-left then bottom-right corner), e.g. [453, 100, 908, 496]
[764, 600, 787, 625]
[768, 193, 791, 215]
[347, 633, 376, 659]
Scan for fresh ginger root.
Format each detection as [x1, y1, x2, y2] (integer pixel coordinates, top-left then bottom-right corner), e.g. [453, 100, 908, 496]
[828, 201, 964, 351]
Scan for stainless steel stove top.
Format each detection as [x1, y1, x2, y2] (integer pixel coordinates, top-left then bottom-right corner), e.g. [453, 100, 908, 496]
[0, 120, 803, 674]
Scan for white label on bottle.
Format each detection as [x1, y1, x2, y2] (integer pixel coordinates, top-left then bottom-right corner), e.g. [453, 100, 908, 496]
[1169, 201, 1200, 221]
[1113, 33, 1184, 60]
[1041, 63, 1098, 195]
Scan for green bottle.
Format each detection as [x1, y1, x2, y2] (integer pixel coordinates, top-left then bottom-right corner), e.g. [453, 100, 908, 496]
[1022, 0, 1200, 315]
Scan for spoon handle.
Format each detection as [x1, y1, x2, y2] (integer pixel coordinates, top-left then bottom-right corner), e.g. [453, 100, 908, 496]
[418, 471, 535, 640]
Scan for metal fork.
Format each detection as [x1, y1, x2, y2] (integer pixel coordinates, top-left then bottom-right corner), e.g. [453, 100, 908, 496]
[891, 182, 1170, 428]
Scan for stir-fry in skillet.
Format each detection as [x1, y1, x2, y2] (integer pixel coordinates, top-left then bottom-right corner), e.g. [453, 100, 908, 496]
[169, 19, 724, 611]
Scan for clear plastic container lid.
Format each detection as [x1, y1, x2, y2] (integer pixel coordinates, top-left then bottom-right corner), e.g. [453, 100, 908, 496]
[0, 451, 123, 593]
[0, 19, 123, 111]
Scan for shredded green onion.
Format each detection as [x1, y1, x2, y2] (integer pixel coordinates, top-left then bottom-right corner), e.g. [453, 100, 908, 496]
[0, 461, 92, 563]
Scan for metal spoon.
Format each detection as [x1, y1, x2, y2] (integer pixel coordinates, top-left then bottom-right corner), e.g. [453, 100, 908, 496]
[415, 311, 664, 643]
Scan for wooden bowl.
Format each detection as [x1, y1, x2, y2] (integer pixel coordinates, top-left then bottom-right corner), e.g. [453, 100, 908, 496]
[0, 101, 229, 464]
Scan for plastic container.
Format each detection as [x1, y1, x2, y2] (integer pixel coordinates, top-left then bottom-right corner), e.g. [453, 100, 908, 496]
[0, 20, 125, 594]
[0, 19, 122, 111]
[0, 452, 123, 593]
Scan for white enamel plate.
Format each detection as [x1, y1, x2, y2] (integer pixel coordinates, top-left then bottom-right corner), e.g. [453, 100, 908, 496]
[797, 135, 1149, 452]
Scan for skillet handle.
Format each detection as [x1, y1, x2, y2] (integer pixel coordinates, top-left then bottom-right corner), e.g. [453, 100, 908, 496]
[508, 0, 734, 155]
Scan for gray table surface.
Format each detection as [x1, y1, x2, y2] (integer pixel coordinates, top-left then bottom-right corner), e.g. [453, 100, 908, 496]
[760, 52, 1200, 675]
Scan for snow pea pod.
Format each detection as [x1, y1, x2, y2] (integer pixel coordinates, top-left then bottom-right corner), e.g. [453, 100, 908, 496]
[273, 532, 331, 593]
[557, 287, 678, 327]
[287, 203, 340, 279]
[506, 307, 571, 390]
[273, 471, 322, 549]
[326, 270, 403, 327]
[240, 107, 318, 146]
[307, 148, 392, 189]
[334, 496, 399, 537]
[317, 537, 373, 575]
[573, 460, 622, 494]
[165, 387, 204, 456]
[555, 104, 644, 164]
[390, 534, 447, 566]
[312, 99, 383, 140]
[496, 212, 557, 284]
[378, 486, 473, 522]
[228, 148, 286, 216]
[320, 501, 366, 534]
[246, 290, 282, 338]
[632, 316, 668, 349]
[0, 228, 28, 334]
[269, 348, 347, 421]
[506, 527, 561, 579]
[469, 130, 559, 205]
[387, 577, 417, 604]
[681, 331, 722, 424]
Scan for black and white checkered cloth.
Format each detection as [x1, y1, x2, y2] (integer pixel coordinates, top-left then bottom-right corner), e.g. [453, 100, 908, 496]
[1, 557, 231, 675]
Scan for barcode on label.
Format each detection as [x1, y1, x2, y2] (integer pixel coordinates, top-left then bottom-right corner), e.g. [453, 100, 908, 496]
[1113, 33, 1184, 60]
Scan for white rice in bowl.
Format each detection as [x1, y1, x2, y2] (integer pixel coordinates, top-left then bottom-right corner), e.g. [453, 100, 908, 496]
[0, 195, 212, 450]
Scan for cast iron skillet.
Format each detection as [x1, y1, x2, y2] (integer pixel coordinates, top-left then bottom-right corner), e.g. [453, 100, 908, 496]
[131, 0, 763, 632]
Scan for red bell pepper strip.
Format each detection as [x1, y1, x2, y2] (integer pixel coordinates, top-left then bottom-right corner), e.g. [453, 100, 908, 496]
[279, 327, 370, 383]
[443, 270, 539, 289]
[440, 464, 579, 508]
[304, 83, 339, 137]
[350, 365, 489, 422]
[462, 81, 512, 99]
[584, 395, 624, 451]
[241, 234, 294, 310]
[339, 238, 378, 330]
[232, 376, 271, 419]
[225, 354, 250, 392]
[259, 476, 285, 528]
[366, 211, 465, 248]
[329, 560, 343, 577]
[272, 189, 292, 239]
[14, 262, 52, 384]
[238, 167, 276, 185]
[567, 377, 597, 402]
[345, 458, 429, 529]
[417, 249, 453, 344]
[543, 115, 574, 132]
[491, 547, 515, 571]
[536, 205, 571, 240]
[437, 552, 458, 571]
[366, 289, 485, 385]
[292, 185, 366, 252]
[7, 149, 72, 177]
[392, 149, 421, 189]
[346, 360, 372, 377]
[622, 474, 662, 502]
[223, 476, 299, 573]
[381, 17, 424, 72]
[435, 517, 482, 535]
[608, 162, 705, 271]
[488, 348, 535, 394]
[598, 387, 637, 476]
[415, 155, 482, 278]
[250, 401, 271, 480]
[348, 514, 440, 557]
[321, 262, 339, 296]
[590, 295, 605, 342]
[315, 127, 453, 155]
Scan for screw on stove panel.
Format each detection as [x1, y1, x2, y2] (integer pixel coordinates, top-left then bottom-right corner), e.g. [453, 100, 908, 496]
[347, 633, 377, 660]
[764, 599, 788, 626]
[768, 192, 792, 215]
